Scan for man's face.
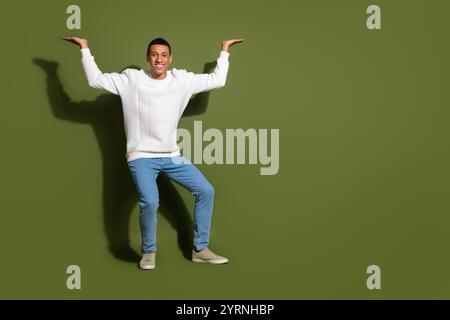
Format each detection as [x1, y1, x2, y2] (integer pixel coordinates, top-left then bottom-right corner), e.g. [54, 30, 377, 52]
[146, 44, 172, 78]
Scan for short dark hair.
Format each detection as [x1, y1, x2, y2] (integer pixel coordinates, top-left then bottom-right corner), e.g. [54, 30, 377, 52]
[147, 37, 171, 55]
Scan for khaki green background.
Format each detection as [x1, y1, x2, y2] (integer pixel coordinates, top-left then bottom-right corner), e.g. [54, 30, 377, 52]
[1, 0, 449, 299]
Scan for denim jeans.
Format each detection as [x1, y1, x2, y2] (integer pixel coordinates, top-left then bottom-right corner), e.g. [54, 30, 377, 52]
[127, 156, 215, 253]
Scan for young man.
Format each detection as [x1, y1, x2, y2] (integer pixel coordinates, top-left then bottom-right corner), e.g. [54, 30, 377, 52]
[62, 36, 244, 270]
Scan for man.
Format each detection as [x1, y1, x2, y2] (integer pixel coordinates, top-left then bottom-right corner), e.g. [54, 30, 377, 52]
[62, 35, 244, 270]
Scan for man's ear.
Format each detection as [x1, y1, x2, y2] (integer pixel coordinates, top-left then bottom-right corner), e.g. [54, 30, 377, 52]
[146, 54, 150, 63]
[169, 55, 173, 64]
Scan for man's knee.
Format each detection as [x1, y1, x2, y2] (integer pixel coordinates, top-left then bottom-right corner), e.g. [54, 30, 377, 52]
[140, 197, 159, 212]
[198, 183, 214, 200]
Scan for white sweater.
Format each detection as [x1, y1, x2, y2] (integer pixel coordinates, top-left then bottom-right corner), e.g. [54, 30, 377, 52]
[80, 48, 230, 162]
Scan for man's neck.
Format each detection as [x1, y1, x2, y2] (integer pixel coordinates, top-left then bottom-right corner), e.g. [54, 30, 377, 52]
[150, 70, 168, 80]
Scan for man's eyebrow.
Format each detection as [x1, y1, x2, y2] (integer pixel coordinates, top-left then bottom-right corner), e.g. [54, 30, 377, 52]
[150, 51, 169, 54]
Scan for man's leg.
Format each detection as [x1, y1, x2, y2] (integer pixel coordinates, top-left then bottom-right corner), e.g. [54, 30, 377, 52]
[161, 156, 214, 251]
[127, 158, 161, 254]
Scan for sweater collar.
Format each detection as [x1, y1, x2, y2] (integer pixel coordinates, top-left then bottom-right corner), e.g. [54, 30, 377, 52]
[143, 69, 173, 82]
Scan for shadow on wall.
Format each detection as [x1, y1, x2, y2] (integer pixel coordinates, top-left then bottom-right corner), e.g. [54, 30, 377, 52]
[33, 58, 216, 263]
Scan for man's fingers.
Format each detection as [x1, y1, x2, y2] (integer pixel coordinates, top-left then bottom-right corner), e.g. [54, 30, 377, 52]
[61, 36, 87, 48]
[62, 37, 76, 43]
[224, 39, 245, 46]
[61, 36, 82, 41]
[228, 39, 244, 47]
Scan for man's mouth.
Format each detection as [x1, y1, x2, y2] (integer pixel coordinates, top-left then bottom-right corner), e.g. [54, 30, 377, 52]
[154, 64, 165, 69]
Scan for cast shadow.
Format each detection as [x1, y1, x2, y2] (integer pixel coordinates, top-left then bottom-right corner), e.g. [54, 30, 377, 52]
[33, 58, 215, 262]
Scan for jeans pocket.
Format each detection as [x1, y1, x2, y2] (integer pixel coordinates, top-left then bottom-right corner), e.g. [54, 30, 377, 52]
[177, 155, 192, 165]
[127, 159, 138, 170]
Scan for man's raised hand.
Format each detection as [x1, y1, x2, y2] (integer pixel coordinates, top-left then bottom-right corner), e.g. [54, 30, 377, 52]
[62, 36, 88, 49]
[221, 39, 245, 52]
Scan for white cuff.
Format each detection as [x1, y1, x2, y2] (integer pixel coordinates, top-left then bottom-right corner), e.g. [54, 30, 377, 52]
[80, 47, 92, 58]
[219, 51, 230, 59]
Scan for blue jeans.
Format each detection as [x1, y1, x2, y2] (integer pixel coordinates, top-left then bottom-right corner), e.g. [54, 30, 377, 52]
[127, 156, 215, 253]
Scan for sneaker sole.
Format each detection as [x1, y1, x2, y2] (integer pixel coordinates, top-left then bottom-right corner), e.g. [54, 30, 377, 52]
[139, 265, 156, 270]
[192, 258, 229, 264]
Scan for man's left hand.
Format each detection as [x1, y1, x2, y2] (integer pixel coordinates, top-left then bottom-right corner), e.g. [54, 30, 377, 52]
[221, 39, 245, 52]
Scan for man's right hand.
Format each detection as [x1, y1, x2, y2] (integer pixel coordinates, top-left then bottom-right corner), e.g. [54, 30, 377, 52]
[62, 36, 88, 49]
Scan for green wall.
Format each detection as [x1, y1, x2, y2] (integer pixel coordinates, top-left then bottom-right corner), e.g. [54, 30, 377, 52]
[1, 0, 450, 299]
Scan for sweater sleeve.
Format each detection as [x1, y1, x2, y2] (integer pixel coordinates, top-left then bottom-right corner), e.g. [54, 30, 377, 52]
[80, 48, 129, 95]
[186, 51, 230, 95]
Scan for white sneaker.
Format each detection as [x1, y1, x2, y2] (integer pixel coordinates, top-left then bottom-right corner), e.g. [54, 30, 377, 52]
[139, 252, 156, 270]
[192, 248, 229, 264]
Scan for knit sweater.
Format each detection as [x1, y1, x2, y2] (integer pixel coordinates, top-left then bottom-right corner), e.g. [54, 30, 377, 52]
[80, 48, 230, 162]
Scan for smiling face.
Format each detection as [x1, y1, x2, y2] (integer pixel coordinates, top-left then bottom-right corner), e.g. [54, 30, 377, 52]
[146, 44, 172, 80]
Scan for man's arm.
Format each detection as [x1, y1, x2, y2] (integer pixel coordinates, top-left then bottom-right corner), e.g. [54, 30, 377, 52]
[62, 36, 129, 95]
[188, 39, 244, 95]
